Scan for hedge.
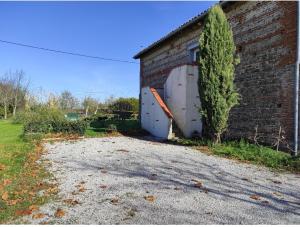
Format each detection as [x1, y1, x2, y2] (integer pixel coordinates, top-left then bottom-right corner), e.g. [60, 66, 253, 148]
[24, 119, 87, 136]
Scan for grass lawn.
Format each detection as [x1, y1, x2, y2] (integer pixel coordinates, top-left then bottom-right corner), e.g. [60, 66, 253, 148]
[171, 138, 300, 173]
[0, 120, 54, 223]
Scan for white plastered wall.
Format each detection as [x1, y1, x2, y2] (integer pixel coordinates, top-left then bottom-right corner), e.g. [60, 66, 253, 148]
[141, 87, 173, 139]
[164, 65, 202, 137]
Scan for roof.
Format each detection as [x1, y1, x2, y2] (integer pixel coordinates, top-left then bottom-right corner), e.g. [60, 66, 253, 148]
[150, 87, 173, 119]
[133, 1, 233, 59]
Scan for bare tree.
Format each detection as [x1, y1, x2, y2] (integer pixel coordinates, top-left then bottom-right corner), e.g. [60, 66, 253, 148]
[47, 92, 59, 109]
[10, 70, 30, 116]
[0, 75, 13, 119]
[82, 96, 99, 117]
[104, 95, 115, 108]
[94, 99, 102, 115]
[24, 92, 38, 110]
[59, 90, 79, 111]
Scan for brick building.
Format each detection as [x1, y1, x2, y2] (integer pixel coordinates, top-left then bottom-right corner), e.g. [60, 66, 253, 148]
[134, 1, 299, 153]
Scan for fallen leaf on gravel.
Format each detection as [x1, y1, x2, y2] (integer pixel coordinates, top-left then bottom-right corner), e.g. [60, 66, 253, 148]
[117, 149, 129, 153]
[99, 185, 107, 189]
[32, 213, 45, 219]
[144, 195, 155, 202]
[1, 191, 9, 201]
[101, 170, 108, 174]
[80, 181, 86, 184]
[16, 209, 32, 216]
[71, 191, 79, 195]
[47, 187, 58, 194]
[29, 205, 39, 211]
[54, 208, 65, 218]
[63, 199, 80, 206]
[110, 198, 119, 205]
[250, 195, 261, 200]
[79, 187, 86, 192]
[192, 180, 203, 188]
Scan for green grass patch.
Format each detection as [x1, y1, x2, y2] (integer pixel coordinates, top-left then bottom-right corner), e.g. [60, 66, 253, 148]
[0, 120, 53, 223]
[171, 137, 300, 173]
[0, 121, 32, 180]
[85, 119, 141, 137]
[212, 140, 300, 172]
[85, 127, 108, 138]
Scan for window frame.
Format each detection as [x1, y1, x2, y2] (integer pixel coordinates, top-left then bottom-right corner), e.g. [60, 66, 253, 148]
[187, 42, 200, 63]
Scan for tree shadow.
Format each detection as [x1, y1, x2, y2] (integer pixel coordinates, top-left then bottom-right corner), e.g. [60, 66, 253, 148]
[55, 137, 300, 219]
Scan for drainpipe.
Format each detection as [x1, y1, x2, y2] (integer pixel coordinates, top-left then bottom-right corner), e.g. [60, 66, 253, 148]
[293, 1, 300, 157]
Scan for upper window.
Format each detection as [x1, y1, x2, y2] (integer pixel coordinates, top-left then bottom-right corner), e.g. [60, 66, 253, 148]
[187, 42, 200, 63]
[192, 48, 200, 62]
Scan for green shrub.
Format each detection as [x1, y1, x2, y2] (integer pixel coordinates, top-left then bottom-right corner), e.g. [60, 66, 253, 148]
[112, 110, 133, 120]
[24, 119, 87, 136]
[198, 5, 239, 142]
[21, 106, 87, 136]
[13, 106, 65, 125]
[51, 119, 87, 135]
[89, 118, 139, 132]
[110, 97, 139, 113]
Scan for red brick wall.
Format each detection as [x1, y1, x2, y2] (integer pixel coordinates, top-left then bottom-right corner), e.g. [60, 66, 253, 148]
[139, 1, 297, 149]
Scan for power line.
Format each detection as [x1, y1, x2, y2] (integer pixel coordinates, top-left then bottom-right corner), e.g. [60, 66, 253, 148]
[0, 39, 138, 64]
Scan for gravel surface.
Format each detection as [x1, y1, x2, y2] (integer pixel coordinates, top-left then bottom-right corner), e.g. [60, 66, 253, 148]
[20, 136, 300, 224]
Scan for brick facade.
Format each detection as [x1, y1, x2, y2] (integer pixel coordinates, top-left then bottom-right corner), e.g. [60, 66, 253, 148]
[137, 1, 297, 149]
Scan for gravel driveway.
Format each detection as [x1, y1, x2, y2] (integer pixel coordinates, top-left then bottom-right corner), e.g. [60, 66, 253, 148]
[21, 136, 300, 224]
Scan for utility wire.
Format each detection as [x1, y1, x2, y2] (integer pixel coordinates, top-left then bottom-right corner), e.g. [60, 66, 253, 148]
[0, 39, 138, 64]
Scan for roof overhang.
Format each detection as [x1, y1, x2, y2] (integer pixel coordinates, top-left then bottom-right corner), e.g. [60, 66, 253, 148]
[133, 1, 234, 59]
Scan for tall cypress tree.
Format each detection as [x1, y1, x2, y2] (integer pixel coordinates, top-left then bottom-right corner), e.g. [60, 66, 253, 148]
[198, 5, 239, 143]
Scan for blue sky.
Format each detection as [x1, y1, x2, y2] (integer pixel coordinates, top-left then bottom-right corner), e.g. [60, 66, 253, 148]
[0, 1, 215, 102]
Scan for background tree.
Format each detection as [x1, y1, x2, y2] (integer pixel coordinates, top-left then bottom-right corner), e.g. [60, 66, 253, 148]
[82, 96, 99, 116]
[10, 70, 30, 116]
[47, 93, 59, 109]
[59, 90, 79, 111]
[0, 76, 13, 119]
[198, 5, 239, 143]
[24, 93, 38, 110]
[110, 97, 139, 113]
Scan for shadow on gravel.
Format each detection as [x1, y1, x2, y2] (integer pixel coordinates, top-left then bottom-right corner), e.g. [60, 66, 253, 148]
[60, 139, 300, 217]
